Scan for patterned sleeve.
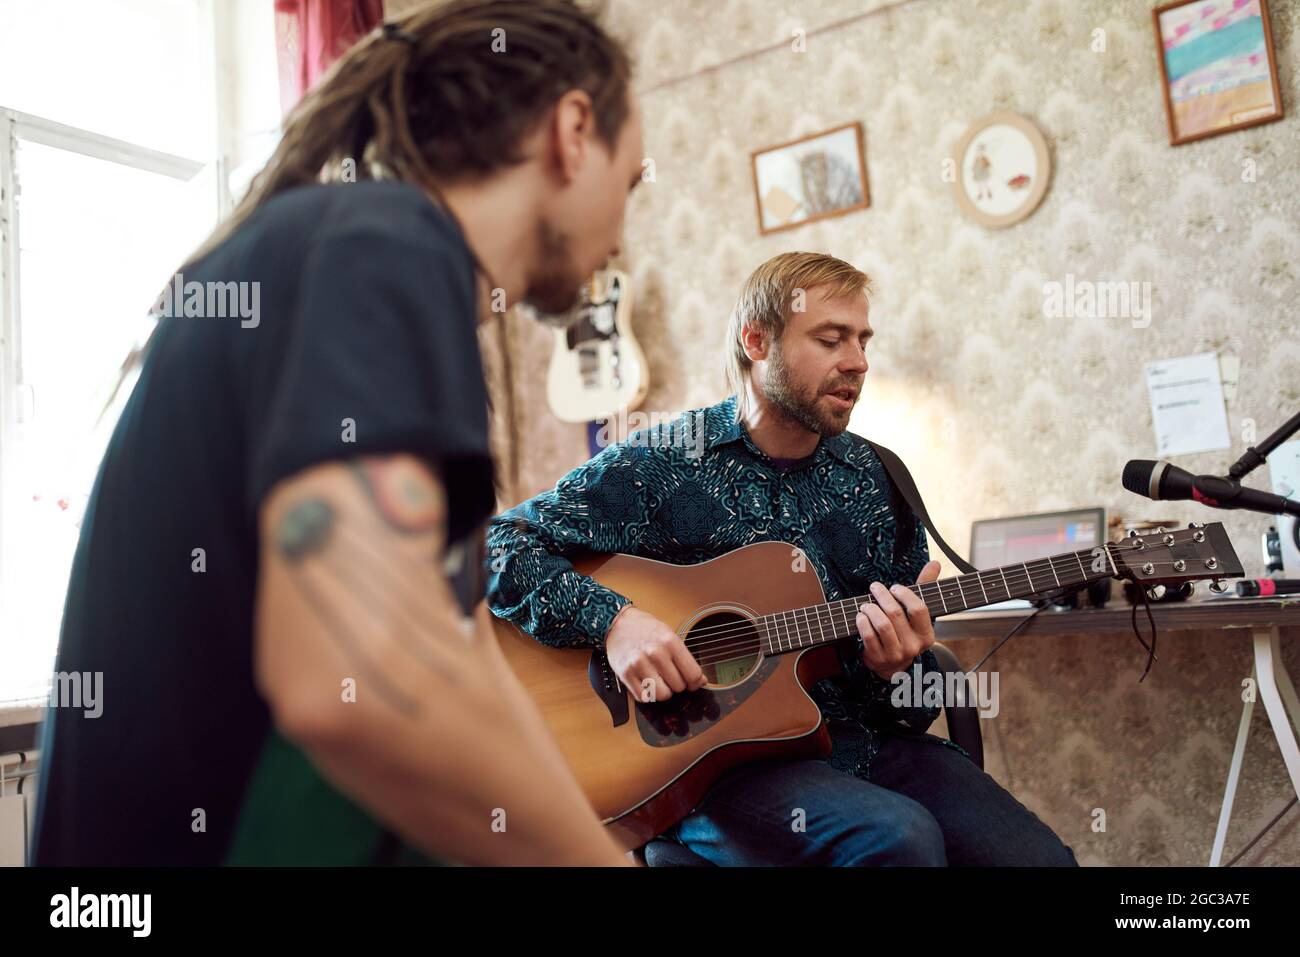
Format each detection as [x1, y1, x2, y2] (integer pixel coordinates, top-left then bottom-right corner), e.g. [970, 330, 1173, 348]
[861, 506, 942, 733]
[892, 504, 932, 589]
[485, 442, 650, 649]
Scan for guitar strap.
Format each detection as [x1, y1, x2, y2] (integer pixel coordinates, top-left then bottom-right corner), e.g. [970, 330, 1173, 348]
[865, 440, 977, 576]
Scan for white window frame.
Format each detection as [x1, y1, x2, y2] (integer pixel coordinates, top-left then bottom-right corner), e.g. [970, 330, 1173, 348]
[0, 0, 232, 717]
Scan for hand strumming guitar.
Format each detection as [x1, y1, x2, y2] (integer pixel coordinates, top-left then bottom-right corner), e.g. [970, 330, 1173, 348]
[856, 559, 941, 680]
[604, 605, 708, 704]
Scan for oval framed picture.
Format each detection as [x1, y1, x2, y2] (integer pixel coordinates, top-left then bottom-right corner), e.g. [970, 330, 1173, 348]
[952, 112, 1051, 229]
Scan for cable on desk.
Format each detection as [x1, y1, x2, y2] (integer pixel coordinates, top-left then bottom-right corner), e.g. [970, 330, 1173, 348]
[966, 586, 1160, 683]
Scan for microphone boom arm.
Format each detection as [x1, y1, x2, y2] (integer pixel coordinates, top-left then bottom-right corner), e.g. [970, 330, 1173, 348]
[1228, 409, 1300, 481]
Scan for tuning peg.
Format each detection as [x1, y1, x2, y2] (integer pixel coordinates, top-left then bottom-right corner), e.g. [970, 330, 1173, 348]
[1209, 580, 1230, 594]
[1146, 584, 1167, 600]
[1188, 521, 1202, 529]
[1156, 526, 1167, 534]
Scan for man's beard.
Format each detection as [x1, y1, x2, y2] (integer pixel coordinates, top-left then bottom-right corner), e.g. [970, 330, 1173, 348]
[522, 220, 586, 318]
[764, 343, 854, 437]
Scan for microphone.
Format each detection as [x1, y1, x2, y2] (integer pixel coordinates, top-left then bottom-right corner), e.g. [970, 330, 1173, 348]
[1122, 459, 1300, 518]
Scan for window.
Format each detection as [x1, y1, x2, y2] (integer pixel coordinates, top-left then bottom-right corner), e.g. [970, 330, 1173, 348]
[0, 0, 244, 709]
[0, 0, 215, 158]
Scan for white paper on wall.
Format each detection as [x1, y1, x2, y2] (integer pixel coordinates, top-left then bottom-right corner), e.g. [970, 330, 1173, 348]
[1144, 352, 1232, 457]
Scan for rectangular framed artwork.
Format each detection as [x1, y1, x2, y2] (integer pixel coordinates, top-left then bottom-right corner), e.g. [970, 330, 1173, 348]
[1153, 0, 1283, 146]
[750, 122, 870, 235]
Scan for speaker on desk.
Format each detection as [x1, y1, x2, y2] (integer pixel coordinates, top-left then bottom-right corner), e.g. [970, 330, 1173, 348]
[1047, 578, 1112, 610]
[1122, 580, 1194, 605]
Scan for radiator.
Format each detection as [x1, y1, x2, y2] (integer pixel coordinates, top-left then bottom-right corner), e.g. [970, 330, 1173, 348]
[0, 751, 39, 867]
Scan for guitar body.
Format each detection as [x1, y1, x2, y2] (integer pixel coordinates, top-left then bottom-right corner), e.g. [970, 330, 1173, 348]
[545, 270, 649, 423]
[487, 522, 1245, 852]
[488, 541, 842, 851]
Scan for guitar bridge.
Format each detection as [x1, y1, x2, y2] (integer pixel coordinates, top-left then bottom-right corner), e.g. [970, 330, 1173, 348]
[588, 650, 629, 727]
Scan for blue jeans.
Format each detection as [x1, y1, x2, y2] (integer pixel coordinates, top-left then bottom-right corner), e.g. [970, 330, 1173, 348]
[663, 733, 1079, 866]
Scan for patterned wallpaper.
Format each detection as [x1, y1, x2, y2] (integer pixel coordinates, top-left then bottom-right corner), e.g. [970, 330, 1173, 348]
[397, 0, 1300, 864]
[490, 0, 1299, 584]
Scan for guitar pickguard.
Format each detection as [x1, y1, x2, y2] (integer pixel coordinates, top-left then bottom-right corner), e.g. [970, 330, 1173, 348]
[565, 284, 621, 350]
[632, 654, 782, 747]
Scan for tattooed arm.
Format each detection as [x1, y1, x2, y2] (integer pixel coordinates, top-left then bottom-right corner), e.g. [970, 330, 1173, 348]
[254, 453, 629, 866]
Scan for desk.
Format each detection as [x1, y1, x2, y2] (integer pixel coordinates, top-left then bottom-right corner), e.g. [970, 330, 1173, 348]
[935, 597, 1300, 866]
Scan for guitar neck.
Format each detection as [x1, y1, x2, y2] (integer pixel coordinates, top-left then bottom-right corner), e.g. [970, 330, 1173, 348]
[756, 542, 1118, 655]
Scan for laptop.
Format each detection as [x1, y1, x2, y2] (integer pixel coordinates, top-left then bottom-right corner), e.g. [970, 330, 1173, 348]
[966, 507, 1107, 611]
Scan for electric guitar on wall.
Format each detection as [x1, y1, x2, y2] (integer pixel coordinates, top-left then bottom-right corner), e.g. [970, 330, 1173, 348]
[486, 524, 1243, 850]
[545, 270, 648, 423]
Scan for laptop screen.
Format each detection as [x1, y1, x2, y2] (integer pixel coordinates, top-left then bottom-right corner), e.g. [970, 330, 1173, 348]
[970, 508, 1106, 571]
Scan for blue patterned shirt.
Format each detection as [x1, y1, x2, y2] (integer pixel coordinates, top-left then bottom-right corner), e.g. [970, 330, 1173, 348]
[485, 395, 968, 777]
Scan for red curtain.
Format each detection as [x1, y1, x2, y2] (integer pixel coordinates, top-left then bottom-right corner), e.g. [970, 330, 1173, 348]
[275, 0, 385, 113]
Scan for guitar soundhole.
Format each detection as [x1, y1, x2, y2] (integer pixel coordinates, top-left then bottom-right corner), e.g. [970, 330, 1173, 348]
[687, 611, 762, 688]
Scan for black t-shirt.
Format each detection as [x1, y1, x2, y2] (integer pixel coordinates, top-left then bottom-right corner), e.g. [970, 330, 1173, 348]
[32, 181, 495, 865]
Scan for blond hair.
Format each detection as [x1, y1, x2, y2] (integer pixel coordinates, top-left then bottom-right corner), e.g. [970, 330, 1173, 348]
[724, 252, 872, 417]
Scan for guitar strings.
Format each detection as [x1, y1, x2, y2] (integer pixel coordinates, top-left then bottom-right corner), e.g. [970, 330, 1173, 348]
[681, 565, 1190, 668]
[678, 544, 1117, 648]
[676, 539, 1181, 646]
[616, 534, 1209, 669]
[676, 553, 1208, 666]
[682, 560, 1192, 669]
[681, 538, 1138, 642]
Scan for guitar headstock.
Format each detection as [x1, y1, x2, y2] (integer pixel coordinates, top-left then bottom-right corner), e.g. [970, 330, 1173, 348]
[1110, 522, 1244, 587]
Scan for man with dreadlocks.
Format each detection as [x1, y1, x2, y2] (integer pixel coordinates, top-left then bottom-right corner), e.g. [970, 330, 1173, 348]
[33, 0, 643, 867]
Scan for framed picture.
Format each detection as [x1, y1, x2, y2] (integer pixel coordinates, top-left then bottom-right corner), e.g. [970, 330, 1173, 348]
[750, 122, 869, 235]
[1153, 0, 1283, 146]
[951, 112, 1052, 229]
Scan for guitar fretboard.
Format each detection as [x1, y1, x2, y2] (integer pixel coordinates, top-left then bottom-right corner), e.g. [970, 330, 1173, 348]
[755, 542, 1118, 656]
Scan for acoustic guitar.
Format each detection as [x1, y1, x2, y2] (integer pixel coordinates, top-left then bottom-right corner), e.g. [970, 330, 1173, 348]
[488, 524, 1243, 851]
[545, 270, 648, 423]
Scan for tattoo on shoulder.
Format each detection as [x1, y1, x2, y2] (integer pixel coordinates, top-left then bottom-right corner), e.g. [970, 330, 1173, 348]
[350, 458, 443, 534]
[277, 499, 335, 561]
[268, 461, 462, 718]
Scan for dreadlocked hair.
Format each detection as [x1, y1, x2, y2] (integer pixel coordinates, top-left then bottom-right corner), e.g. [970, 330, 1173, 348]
[184, 0, 632, 269]
[112, 1, 634, 502]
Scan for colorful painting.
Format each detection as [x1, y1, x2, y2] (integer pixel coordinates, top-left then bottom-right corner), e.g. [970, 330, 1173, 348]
[1154, 0, 1282, 145]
